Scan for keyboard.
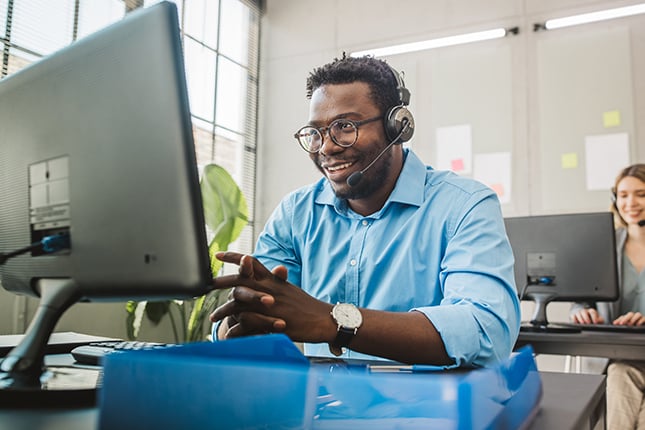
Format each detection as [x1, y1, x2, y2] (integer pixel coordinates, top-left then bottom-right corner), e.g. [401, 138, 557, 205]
[71, 340, 170, 365]
[561, 323, 645, 334]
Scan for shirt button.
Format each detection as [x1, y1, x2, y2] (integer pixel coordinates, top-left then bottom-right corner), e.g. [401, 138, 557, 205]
[350, 259, 357, 266]
[362, 220, 369, 226]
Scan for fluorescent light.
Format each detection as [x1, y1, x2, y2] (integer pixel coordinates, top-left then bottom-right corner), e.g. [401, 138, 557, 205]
[545, 3, 645, 30]
[350, 28, 510, 58]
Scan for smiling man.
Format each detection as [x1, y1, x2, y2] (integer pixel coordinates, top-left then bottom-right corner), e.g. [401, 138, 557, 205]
[209, 55, 520, 368]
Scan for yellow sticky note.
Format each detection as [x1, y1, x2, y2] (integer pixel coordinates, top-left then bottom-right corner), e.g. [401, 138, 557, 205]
[561, 153, 578, 169]
[603, 110, 621, 128]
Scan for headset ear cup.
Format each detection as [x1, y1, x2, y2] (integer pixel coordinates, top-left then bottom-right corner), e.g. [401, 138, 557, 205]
[385, 106, 415, 143]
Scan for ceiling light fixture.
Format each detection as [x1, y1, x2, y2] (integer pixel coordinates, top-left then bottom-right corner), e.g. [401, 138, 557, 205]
[534, 3, 645, 31]
[350, 27, 519, 58]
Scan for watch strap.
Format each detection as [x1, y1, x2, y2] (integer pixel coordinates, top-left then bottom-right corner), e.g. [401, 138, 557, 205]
[333, 326, 356, 348]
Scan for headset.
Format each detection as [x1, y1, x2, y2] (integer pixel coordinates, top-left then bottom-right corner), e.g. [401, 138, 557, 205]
[384, 64, 415, 144]
[345, 64, 416, 187]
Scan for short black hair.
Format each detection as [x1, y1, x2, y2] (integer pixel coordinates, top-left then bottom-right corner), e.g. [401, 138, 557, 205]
[305, 54, 400, 115]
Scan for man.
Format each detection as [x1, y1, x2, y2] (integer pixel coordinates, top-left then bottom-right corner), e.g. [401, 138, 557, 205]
[210, 55, 520, 367]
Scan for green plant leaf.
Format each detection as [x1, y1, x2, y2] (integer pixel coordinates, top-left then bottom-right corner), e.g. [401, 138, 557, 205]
[186, 289, 230, 342]
[201, 164, 248, 274]
[125, 300, 147, 340]
[187, 295, 206, 342]
[125, 163, 248, 342]
[145, 301, 171, 325]
[125, 300, 138, 340]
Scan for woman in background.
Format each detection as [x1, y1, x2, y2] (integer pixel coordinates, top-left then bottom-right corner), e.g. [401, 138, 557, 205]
[571, 163, 645, 430]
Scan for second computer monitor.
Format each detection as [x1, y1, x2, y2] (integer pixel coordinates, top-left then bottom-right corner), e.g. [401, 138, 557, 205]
[504, 212, 619, 330]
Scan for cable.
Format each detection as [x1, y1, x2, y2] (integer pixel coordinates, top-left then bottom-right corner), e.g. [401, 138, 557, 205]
[518, 276, 554, 300]
[0, 233, 71, 265]
[41, 233, 71, 253]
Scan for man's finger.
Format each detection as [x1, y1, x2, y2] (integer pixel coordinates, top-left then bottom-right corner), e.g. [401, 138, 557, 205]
[237, 254, 253, 277]
[209, 299, 236, 322]
[211, 274, 243, 290]
[215, 251, 245, 264]
[227, 312, 286, 337]
[272, 265, 288, 281]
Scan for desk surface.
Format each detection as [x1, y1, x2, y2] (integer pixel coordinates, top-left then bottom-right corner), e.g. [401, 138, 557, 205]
[517, 329, 645, 360]
[0, 366, 605, 430]
[532, 371, 605, 430]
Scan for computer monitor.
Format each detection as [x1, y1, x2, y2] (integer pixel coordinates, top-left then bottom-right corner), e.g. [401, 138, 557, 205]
[504, 212, 619, 332]
[0, 2, 211, 403]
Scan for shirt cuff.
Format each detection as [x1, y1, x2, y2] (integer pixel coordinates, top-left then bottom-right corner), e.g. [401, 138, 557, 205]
[211, 320, 223, 342]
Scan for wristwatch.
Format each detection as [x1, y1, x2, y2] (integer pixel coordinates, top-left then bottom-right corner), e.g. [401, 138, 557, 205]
[329, 303, 363, 356]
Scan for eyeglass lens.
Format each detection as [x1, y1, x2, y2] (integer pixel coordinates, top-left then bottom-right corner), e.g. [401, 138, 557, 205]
[297, 119, 358, 152]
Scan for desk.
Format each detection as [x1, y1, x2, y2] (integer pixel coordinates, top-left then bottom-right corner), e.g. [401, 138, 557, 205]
[516, 330, 645, 360]
[0, 364, 605, 430]
[532, 372, 606, 430]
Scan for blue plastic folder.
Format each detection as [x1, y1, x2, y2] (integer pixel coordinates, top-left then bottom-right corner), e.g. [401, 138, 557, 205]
[99, 334, 541, 429]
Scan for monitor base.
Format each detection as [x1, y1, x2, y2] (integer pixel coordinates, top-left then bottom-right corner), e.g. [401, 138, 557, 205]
[0, 279, 95, 408]
[0, 364, 99, 408]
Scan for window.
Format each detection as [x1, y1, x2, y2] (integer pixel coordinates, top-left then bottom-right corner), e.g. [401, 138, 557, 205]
[1, 0, 260, 257]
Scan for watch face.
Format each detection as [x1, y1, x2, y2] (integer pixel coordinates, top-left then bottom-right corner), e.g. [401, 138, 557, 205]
[332, 303, 363, 328]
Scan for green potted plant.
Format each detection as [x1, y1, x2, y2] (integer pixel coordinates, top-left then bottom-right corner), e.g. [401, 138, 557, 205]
[126, 164, 248, 342]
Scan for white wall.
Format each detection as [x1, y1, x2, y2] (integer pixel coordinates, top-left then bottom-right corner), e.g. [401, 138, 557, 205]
[257, 0, 645, 370]
[257, 0, 645, 224]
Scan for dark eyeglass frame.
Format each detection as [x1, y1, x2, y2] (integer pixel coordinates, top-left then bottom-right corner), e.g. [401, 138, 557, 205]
[293, 115, 382, 153]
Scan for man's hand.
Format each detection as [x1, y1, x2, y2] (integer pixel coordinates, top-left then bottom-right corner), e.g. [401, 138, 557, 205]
[209, 252, 334, 342]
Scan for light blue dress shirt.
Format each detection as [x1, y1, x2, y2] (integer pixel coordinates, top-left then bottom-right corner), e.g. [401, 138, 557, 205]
[253, 149, 520, 368]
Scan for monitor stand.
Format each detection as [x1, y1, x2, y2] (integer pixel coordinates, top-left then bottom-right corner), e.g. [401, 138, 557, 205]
[520, 292, 581, 333]
[0, 279, 100, 408]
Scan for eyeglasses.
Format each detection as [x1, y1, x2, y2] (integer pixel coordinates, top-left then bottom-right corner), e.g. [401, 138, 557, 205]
[293, 115, 382, 153]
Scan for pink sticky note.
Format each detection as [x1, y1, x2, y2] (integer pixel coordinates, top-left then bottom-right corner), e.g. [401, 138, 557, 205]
[490, 183, 504, 198]
[451, 158, 464, 172]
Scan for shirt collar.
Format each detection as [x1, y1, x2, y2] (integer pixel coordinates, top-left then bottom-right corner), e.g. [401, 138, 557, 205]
[315, 148, 427, 215]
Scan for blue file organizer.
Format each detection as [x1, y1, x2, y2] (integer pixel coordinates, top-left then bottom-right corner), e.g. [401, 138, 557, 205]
[99, 334, 541, 429]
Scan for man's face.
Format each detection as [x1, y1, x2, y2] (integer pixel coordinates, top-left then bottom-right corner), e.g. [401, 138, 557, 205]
[307, 82, 392, 200]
